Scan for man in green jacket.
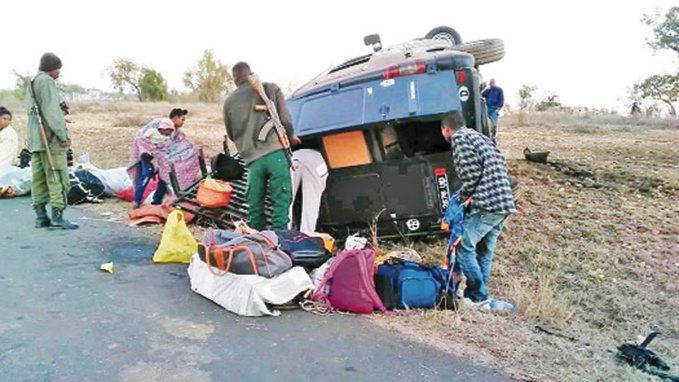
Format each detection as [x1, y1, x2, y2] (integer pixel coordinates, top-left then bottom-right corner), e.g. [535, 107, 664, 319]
[223, 62, 299, 231]
[27, 52, 77, 229]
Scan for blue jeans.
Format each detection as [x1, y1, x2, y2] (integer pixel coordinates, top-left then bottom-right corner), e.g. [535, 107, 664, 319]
[457, 210, 508, 302]
[488, 108, 499, 138]
[133, 160, 167, 205]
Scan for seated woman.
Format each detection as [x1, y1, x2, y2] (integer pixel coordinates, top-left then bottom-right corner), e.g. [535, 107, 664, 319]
[127, 108, 200, 208]
[0, 107, 18, 167]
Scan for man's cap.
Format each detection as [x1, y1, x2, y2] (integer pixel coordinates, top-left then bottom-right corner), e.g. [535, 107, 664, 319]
[39, 53, 62, 72]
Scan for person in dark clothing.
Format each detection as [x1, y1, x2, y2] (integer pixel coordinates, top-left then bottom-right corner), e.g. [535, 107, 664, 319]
[222, 62, 300, 231]
[481, 78, 504, 139]
[27, 53, 78, 230]
[441, 111, 516, 311]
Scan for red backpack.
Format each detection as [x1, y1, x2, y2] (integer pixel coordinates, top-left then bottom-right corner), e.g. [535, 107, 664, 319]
[312, 249, 386, 313]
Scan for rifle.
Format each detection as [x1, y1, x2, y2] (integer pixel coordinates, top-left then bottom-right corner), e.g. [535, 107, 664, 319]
[247, 75, 293, 167]
[25, 76, 60, 183]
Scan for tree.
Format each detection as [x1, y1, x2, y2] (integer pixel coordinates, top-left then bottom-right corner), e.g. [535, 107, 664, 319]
[517, 85, 537, 113]
[106, 59, 144, 101]
[58, 82, 86, 95]
[139, 69, 169, 101]
[642, 7, 679, 55]
[12, 71, 27, 100]
[535, 92, 562, 112]
[183, 50, 234, 103]
[634, 73, 679, 116]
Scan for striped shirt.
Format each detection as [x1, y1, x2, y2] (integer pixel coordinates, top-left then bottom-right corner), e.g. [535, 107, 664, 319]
[451, 127, 516, 214]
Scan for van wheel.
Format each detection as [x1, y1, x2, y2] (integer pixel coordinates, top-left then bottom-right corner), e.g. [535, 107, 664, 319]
[450, 39, 505, 66]
[425, 26, 462, 45]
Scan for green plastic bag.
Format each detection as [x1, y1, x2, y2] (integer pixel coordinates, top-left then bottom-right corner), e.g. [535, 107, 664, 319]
[153, 210, 197, 264]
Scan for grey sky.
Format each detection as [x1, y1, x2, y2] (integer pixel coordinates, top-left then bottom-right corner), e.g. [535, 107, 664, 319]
[2, 0, 676, 110]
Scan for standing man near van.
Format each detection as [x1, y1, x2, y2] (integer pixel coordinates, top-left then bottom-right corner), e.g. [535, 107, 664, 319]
[27, 53, 78, 230]
[481, 78, 504, 139]
[223, 62, 300, 231]
[291, 149, 328, 233]
[441, 111, 516, 311]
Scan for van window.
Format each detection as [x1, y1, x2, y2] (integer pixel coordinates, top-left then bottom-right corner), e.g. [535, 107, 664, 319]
[322, 130, 372, 169]
[378, 119, 450, 159]
[328, 54, 372, 74]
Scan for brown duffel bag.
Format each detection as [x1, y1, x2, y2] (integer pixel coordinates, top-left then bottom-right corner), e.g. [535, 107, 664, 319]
[198, 231, 292, 278]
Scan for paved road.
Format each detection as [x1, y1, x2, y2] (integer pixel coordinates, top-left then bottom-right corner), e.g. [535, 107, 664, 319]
[0, 197, 506, 381]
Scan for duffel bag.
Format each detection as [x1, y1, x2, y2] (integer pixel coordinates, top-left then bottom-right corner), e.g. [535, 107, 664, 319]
[68, 169, 106, 205]
[375, 260, 456, 310]
[198, 231, 292, 278]
[275, 230, 330, 271]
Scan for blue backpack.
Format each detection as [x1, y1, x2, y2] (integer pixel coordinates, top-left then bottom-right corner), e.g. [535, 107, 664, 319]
[375, 260, 456, 310]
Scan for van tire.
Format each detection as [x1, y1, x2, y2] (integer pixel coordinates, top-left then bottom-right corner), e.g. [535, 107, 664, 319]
[449, 39, 504, 66]
[425, 26, 462, 45]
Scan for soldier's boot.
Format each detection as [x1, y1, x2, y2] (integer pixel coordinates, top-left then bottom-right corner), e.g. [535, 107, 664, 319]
[49, 208, 79, 230]
[34, 204, 52, 228]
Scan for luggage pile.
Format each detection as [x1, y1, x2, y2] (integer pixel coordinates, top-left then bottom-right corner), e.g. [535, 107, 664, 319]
[182, 223, 460, 317]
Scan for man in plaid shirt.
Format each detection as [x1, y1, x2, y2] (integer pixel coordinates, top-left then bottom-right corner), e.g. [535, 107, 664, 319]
[441, 111, 517, 309]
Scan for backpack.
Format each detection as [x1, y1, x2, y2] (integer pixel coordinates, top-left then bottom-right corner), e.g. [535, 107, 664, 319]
[375, 260, 457, 310]
[198, 230, 293, 278]
[312, 249, 386, 314]
[275, 230, 330, 271]
[68, 170, 106, 205]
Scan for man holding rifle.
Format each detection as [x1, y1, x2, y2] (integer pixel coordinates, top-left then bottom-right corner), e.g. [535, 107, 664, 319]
[223, 62, 299, 231]
[26, 52, 78, 230]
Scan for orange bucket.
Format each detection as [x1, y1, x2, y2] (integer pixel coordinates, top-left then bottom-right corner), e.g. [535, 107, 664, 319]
[196, 178, 232, 207]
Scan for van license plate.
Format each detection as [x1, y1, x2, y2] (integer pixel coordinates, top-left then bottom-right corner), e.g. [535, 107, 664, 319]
[434, 167, 450, 213]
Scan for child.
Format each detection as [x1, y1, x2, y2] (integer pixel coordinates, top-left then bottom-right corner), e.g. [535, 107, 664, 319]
[142, 118, 175, 145]
[0, 106, 18, 166]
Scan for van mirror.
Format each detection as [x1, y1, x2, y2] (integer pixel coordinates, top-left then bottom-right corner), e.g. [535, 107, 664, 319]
[364, 34, 382, 52]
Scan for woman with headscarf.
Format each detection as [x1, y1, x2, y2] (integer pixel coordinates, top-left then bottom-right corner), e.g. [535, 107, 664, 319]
[127, 111, 201, 208]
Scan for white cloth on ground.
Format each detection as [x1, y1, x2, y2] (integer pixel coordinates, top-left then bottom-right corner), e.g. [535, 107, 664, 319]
[187, 253, 314, 317]
[88, 167, 133, 195]
[290, 149, 328, 233]
[0, 165, 32, 195]
[0, 125, 19, 167]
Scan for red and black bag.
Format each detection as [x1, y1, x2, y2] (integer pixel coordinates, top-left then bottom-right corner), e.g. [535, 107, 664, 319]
[198, 231, 292, 278]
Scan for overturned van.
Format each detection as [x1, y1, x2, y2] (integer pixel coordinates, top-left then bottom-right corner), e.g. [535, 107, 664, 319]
[286, 27, 504, 238]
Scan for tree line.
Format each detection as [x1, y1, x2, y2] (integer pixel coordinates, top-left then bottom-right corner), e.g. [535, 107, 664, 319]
[106, 49, 233, 103]
[1, 49, 232, 104]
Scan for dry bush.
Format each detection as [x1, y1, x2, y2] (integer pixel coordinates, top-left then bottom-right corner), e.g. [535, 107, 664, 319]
[505, 110, 679, 130]
[117, 114, 151, 128]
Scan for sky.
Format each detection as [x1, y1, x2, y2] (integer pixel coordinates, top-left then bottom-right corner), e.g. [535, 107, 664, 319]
[2, 0, 677, 111]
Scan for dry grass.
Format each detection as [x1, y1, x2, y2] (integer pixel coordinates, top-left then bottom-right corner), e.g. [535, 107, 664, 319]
[6, 101, 678, 381]
[374, 114, 679, 381]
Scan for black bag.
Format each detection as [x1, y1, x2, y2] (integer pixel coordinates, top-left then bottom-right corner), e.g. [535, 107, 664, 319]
[68, 170, 105, 205]
[211, 153, 245, 181]
[275, 230, 330, 271]
[17, 148, 31, 168]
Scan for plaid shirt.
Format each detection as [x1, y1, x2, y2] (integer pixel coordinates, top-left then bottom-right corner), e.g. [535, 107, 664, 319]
[451, 127, 516, 214]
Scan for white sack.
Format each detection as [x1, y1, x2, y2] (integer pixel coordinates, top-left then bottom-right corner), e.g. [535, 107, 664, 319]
[187, 253, 313, 317]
